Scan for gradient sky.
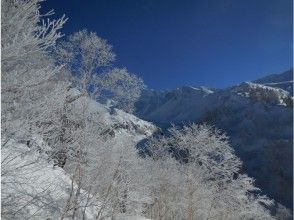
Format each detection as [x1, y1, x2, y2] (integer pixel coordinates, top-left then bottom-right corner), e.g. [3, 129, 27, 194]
[41, 0, 293, 90]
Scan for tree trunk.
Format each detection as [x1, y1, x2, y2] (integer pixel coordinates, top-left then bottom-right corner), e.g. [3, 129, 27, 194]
[187, 167, 194, 220]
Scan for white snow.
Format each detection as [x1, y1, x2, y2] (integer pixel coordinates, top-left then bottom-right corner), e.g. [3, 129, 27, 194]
[2, 139, 74, 219]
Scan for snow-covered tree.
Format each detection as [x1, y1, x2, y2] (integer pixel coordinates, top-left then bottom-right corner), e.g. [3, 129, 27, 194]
[1, 0, 66, 63]
[54, 30, 145, 113]
[143, 123, 275, 220]
[1, 0, 71, 218]
[94, 68, 146, 113]
[1, 0, 68, 142]
[54, 29, 115, 90]
[44, 29, 144, 218]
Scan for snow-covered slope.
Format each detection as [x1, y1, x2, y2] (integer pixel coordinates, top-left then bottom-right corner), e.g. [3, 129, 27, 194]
[67, 88, 157, 141]
[2, 140, 153, 220]
[2, 90, 157, 220]
[2, 139, 79, 219]
[135, 70, 293, 210]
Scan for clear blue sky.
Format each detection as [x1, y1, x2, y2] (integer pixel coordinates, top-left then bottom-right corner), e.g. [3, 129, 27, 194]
[41, 0, 293, 90]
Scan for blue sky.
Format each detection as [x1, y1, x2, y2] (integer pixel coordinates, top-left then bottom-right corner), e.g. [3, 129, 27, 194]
[41, 0, 293, 90]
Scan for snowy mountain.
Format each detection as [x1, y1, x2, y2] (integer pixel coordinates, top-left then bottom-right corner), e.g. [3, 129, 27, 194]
[135, 86, 216, 127]
[135, 69, 293, 210]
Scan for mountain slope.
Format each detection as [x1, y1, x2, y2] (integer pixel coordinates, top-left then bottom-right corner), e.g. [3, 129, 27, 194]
[135, 70, 293, 210]
[135, 86, 217, 127]
[254, 69, 293, 95]
[2, 140, 153, 220]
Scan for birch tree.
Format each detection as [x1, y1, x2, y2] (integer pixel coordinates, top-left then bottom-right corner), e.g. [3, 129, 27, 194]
[54, 30, 145, 113]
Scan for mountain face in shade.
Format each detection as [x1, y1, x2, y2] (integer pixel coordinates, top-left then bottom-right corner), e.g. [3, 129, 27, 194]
[254, 69, 293, 95]
[135, 69, 293, 210]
